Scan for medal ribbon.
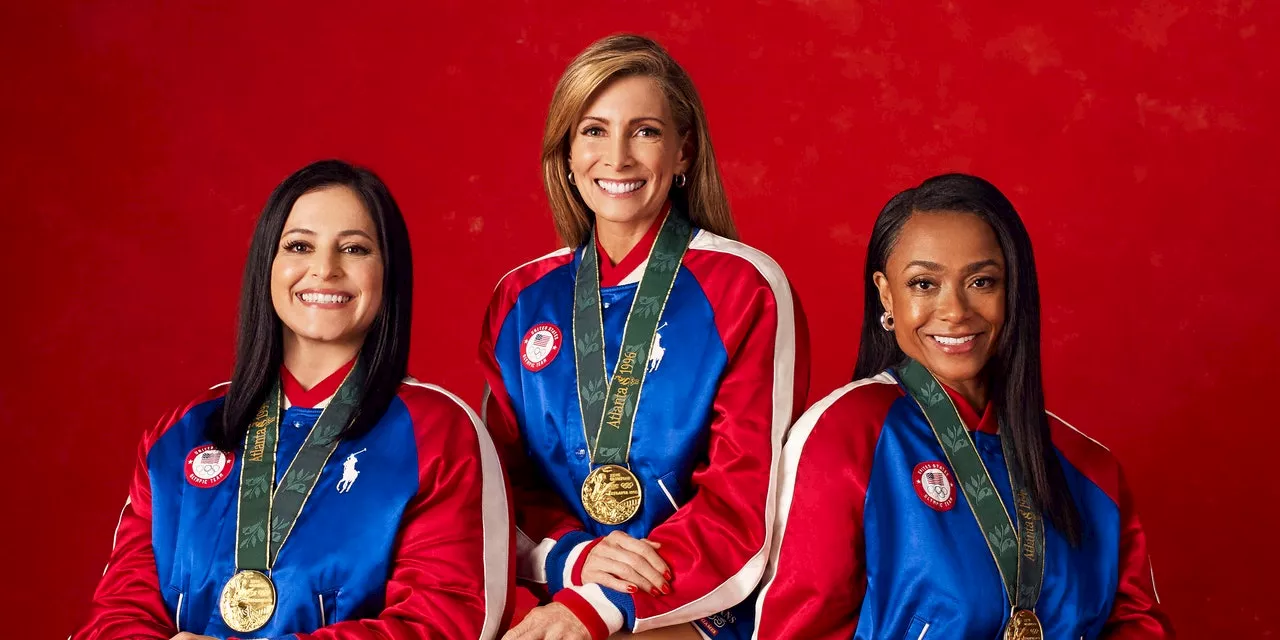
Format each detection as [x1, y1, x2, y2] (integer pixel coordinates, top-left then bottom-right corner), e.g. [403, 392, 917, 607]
[573, 209, 693, 465]
[896, 359, 1045, 613]
[234, 357, 365, 572]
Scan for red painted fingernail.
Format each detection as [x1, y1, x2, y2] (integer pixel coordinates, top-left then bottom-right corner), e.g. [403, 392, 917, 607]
[663, 570, 672, 581]
[627, 585, 637, 593]
[661, 584, 671, 595]
[650, 588, 661, 597]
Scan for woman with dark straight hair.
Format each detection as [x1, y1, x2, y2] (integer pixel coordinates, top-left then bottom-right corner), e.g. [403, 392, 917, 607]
[77, 160, 511, 639]
[754, 174, 1173, 638]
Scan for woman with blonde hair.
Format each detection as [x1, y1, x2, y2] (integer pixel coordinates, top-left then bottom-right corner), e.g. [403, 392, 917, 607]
[480, 34, 809, 640]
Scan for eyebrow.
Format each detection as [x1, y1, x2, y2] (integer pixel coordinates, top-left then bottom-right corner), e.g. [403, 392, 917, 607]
[281, 228, 375, 241]
[580, 115, 668, 126]
[903, 259, 1003, 273]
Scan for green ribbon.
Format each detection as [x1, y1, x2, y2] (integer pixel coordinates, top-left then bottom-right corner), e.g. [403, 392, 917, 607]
[234, 358, 364, 571]
[573, 209, 693, 466]
[896, 359, 1045, 613]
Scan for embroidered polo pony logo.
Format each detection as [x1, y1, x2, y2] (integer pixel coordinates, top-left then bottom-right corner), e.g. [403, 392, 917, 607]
[646, 323, 669, 373]
[336, 448, 367, 493]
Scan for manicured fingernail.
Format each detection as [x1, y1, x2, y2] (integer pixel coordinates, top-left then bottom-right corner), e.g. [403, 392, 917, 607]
[663, 570, 672, 581]
[650, 588, 661, 597]
[627, 585, 637, 593]
[661, 584, 671, 595]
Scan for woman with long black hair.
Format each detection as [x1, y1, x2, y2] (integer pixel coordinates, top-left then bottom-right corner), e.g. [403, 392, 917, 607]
[753, 174, 1173, 638]
[76, 160, 510, 639]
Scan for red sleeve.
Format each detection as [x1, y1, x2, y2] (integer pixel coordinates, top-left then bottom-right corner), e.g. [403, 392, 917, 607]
[1100, 468, 1175, 638]
[557, 245, 811, 635]
[295, 384, 512, 639]
[74, 400, 208, 639]
[754, 379, 897, 639]
[479, 278, 590, 587]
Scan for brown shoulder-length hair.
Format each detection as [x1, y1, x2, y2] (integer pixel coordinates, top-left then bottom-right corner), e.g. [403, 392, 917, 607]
[542, 33, 737, 247]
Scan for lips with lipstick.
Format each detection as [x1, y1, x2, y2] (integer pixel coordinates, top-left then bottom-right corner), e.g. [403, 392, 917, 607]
[595, 178, 646, 196]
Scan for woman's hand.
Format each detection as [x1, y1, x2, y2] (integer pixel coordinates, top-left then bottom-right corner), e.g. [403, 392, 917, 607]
[170, 634, 217, 640]
[502, 603, 591, 640]
[582, 530, 671, 596]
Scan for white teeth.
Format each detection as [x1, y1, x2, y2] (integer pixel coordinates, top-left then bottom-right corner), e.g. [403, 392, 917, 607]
[596, 179, 644, 194]
[299, 292, 351, 304]
[933, 335, 977, 345]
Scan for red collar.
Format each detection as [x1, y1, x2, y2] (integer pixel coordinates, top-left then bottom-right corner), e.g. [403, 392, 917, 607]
[941, 382, 999, 434]
[280, 358, 357, 408]
[595, 202, 671, 288]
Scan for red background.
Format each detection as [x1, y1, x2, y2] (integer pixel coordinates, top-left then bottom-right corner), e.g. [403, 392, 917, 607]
[2, 1, 1275, 637]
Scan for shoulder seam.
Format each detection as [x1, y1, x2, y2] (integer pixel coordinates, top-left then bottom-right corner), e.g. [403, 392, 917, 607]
[491, 246, 573, 296]
[791, 372, 900, 440]
[687, 230, 784, 282]
[400, 379, 484, 422]
[1046, 410, 1110, 452]
[148, 385, 229, 453]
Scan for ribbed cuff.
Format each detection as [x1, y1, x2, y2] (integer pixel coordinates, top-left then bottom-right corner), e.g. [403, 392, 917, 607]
[570, 537, 605, 586]
[553, 588, 613, 640]
[545, 530, 594, 594]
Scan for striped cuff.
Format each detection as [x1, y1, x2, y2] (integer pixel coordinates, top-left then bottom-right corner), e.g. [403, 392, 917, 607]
[569, 537, 604, 587]
[554, 584, 625, 639]
[545, 530, 594, 594]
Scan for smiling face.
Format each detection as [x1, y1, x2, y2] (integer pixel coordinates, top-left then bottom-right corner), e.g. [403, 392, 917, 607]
[874, 211, 1006, 396]
[568, 74, 690, 231]
[270, 185, 384, 354]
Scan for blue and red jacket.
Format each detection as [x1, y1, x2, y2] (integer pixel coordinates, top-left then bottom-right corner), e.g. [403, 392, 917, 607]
[754, 372, 1174, 639]
[479, 221, 809, 639]
[76, 370, 512, 639]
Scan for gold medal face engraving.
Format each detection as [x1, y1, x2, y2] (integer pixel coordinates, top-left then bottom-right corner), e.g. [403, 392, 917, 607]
[581, 464, 642, 525]
[1003, 609, 1044, 640]
[219, 569, 277, 633]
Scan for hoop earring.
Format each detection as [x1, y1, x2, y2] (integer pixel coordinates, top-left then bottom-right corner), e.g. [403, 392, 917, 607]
[567, 169, 576, 186]
[674, 174, 688, 188]
[880, 312, 895, 331]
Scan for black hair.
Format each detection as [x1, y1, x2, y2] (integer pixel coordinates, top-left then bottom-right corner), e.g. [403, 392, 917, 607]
[208, 159, 412, 451]
[854, 173, 1083, 544]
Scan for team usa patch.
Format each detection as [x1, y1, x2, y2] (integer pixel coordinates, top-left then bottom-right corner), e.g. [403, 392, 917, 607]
[521, 323, 562, 372]
[185, 445, 233, 488]
[913, 461, 956, 511]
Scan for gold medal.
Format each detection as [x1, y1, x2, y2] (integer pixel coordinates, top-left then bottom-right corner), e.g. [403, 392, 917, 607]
[219, 569, 277, 633]
[581, 464, 642, 525]
[1003, 609, 1044, 640]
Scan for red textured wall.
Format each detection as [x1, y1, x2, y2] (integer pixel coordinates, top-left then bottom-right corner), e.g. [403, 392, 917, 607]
[3, 1, 1274, 637]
